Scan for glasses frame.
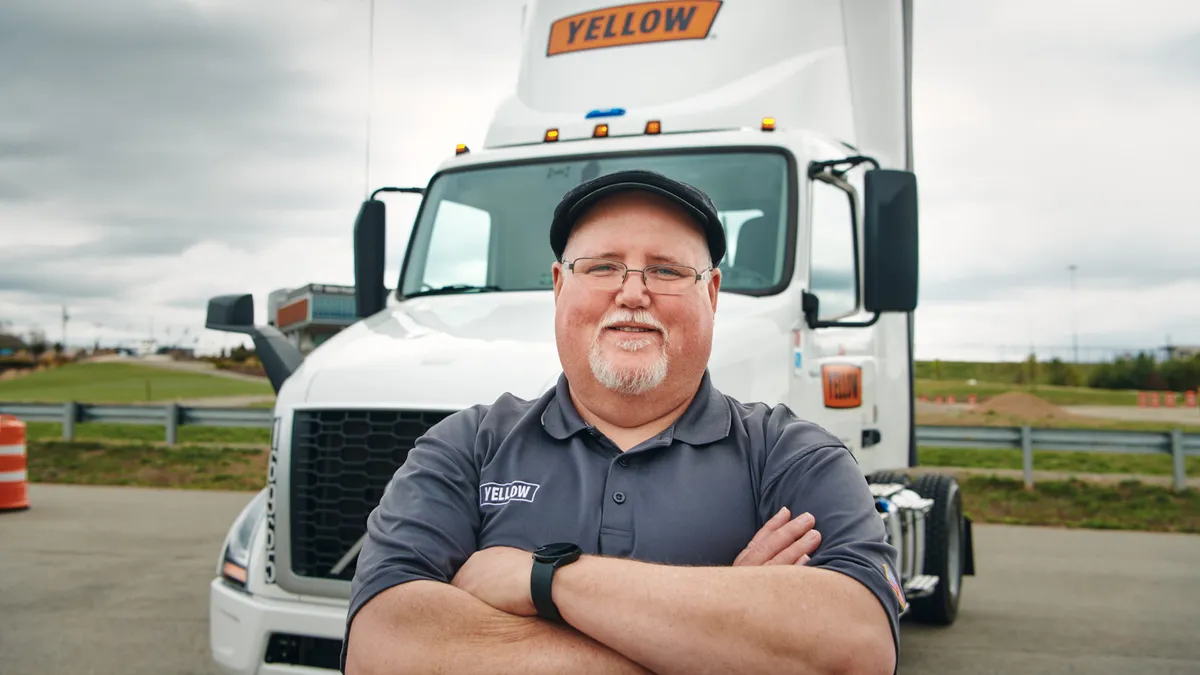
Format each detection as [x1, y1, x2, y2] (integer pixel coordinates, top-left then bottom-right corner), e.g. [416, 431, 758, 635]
[563, 257, 715, 295]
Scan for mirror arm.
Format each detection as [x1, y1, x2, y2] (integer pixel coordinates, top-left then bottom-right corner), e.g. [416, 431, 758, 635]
[203, 321, 303, 394]
[204, 294, 302, 394]
[808, 155, 880, 180]
[801, 290, 880, 330]
[371, 186, 424, 200]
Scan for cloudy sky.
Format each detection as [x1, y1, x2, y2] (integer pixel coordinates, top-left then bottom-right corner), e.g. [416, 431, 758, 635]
[1, 0, 1198, 363]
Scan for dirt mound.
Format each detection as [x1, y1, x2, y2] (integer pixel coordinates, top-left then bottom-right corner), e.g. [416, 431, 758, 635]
[977, 391, 1070, 419]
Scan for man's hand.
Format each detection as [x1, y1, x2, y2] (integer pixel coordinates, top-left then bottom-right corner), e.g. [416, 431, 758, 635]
[733, 507, 821, 566]
[451, 546, 537, 617]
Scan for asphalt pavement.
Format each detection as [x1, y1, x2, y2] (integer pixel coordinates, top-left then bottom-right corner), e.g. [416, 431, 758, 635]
[2, 484, 1199, 674]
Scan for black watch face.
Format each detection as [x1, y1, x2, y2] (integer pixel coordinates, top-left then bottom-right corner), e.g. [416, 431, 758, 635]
[537, 542, 579, 559]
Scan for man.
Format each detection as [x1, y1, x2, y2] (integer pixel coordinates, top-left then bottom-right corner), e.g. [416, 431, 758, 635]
[342, 170, 902, 674]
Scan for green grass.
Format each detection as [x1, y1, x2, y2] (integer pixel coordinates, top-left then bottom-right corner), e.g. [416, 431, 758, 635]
[914, 378, 1141, 406]
[915, 410, 1200, 433]
[23, 421, 272, 446]
[27, 439, 268, 491]
[959, 474, 1198, 533]
[915, 359, 1101, 384]
[919, 446, 1200, 477]
[0, 362, 273, 403]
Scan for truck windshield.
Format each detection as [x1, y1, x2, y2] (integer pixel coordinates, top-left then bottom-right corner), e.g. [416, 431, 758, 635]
[399, 150, 792, 297]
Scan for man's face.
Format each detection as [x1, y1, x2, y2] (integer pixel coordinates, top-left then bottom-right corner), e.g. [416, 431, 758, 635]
[552, 190, 721, 397]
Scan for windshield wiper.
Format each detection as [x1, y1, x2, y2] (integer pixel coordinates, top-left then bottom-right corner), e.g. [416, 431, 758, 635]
[406, 284, 503, 298]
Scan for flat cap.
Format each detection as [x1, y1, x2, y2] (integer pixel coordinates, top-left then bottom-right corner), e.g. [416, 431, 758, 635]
[549, 169, 726, 265]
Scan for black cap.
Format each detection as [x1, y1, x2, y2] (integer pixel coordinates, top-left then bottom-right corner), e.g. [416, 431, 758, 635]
[549, 169, 726, 265]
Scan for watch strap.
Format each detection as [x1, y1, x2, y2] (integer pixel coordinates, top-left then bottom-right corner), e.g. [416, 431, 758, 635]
[531, 558, 562, 621]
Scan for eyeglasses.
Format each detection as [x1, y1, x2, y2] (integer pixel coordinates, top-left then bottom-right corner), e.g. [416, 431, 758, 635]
[564, 257, 712, 295]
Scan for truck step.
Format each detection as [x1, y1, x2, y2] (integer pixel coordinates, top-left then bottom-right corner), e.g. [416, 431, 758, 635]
[903, 574, 939, 598]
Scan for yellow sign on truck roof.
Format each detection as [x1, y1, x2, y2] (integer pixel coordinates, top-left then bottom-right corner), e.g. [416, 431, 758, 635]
[547, 0, 722, 56]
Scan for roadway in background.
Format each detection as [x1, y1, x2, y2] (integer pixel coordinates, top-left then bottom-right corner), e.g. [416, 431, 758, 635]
[2, 484, 1198, 674]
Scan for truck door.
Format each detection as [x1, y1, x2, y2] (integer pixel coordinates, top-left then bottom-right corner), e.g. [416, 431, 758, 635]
[793, 166, 876, 458]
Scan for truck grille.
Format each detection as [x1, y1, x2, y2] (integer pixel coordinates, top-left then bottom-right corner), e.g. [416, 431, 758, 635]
[289, 409, 456, 581]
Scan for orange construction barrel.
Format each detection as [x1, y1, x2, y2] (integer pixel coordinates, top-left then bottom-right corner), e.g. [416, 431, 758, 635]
[0, 414, 29, 512]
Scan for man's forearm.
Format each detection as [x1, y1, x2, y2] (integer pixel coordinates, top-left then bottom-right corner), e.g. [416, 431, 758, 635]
[345, 579, 652, 675]
[552, 557, 894, 675]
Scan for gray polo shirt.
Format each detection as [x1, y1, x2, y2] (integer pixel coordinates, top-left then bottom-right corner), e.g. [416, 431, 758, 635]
[343, 370, 903, 669]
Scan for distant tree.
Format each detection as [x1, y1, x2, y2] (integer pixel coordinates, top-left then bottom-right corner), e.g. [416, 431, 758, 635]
[1088, 351, 1177, 391]
[1161, 356, 1200, 392]
[1045, 357, 1079, 387]
[1013, 353, 1038, 385]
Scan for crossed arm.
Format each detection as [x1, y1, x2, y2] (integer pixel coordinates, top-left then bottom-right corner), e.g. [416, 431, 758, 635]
[344, 507, 895, 675]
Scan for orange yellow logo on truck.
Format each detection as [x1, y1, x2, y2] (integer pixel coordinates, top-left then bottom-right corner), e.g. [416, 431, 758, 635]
[547, 1, 722, 56]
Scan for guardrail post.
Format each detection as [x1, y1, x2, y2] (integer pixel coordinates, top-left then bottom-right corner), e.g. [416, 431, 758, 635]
[165, 403, 179, 446]
[63, 401, 77, 441]
[1172, 429, 1185, 493]
[1021, 425, 1034, 490]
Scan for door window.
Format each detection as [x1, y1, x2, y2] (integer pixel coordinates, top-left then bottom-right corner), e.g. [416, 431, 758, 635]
[808, 179, 859, 320]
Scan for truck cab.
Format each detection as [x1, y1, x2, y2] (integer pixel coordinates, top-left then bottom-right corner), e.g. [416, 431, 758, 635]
[204, 2, 972, 672]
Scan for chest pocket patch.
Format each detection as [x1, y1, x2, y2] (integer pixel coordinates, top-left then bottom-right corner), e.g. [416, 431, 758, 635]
[480, 481, 541, 507]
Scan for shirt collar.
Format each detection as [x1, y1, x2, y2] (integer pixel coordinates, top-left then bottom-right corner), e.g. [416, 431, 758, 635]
[541, 369, 731, 446]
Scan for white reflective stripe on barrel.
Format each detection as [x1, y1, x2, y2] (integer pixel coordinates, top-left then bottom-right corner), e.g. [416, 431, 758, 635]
[0, 470, 27, 482]
[0, 444, 26, 456]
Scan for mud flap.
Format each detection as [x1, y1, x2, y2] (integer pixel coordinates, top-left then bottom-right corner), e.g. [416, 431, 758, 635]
[962, 516, 975, 576]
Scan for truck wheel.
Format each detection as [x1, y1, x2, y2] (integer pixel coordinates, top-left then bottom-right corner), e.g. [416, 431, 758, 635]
[908, 473, 964, 625]
[867, 470, 910, 486]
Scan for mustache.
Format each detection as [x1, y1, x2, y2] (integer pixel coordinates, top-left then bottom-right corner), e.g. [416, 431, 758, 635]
[596, 309, 668, 340]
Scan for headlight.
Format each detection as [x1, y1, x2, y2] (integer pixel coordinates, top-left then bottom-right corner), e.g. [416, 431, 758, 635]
[219, 487, 268, 589]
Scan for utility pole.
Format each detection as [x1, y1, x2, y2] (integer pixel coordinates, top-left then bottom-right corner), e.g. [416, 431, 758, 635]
[1068, 264, 1078, 363]
[61, 305, 69, 353]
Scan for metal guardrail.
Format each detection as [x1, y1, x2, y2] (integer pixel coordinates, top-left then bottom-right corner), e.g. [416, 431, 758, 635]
[0, 401, 273, 445]
[2, 401, 1197, 491]
[918, 424, 1198, 491]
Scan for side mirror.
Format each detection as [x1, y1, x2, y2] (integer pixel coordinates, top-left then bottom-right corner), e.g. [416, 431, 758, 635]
[205, 294, 255, 333]
[204, 292, 303, 394]
[354, 199, 387, 319]
[862, 169, 918, 313]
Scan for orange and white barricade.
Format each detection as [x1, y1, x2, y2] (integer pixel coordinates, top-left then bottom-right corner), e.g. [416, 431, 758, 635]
[0, 414, 29, 512]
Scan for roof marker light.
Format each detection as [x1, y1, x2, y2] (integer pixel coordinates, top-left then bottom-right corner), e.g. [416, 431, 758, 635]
[762, 117, 776, 131]
[586, 108, 626, 119]
[455, 143, 469, 155]
[544, 129, 559, 142]
[645, 120, 661, 134]
[593, 124, 609, 138]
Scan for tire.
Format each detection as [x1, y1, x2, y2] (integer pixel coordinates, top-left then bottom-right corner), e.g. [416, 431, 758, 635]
[908, 473, 964, 625]
[867, 470, 910, 486]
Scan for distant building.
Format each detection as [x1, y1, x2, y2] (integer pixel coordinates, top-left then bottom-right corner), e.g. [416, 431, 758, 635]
[267, 283, 366, 355]
[1166, 345, 1200, 361]
[0, 333, 27, 356]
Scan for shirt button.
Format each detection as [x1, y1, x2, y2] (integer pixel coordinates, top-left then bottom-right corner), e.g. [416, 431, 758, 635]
[617, 457, 629, 467]
[612, 492, 626, 504]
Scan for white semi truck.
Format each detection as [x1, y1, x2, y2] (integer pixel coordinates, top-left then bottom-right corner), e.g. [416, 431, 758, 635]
[205, 1, 974, 672]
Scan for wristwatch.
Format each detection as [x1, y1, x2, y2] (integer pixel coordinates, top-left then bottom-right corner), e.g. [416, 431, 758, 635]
[531, 542, 583, 622]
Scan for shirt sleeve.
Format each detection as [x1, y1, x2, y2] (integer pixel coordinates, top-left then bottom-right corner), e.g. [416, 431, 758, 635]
[340, 405, 484, 671]
[757, 406, 903, 668]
